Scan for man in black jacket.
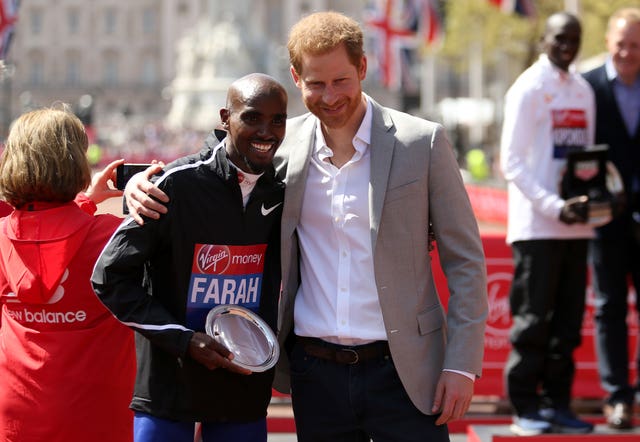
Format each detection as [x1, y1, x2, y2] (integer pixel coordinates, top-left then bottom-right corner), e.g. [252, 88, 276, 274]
[582, 7, 640, 430]
[91, 73, 287, 442]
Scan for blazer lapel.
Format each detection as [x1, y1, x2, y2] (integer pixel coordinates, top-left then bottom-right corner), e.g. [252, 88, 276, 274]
[282, 116, 316, 238]
[368, 100, 395, 251]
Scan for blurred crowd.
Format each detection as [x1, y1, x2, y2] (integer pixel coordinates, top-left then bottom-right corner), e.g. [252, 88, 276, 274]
[92, 120, 208, 167]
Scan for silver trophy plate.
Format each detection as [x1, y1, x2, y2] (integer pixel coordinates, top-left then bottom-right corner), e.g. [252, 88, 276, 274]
[205, 305, 279, 372]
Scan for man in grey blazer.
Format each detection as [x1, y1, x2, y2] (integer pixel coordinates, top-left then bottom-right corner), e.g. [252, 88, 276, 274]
[273, 11, 487, 442]
[125, 11, 488, 442]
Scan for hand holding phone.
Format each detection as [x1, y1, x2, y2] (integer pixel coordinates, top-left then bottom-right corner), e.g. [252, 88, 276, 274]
[116, 163, 152, 214]
[116, 163, 152, 190]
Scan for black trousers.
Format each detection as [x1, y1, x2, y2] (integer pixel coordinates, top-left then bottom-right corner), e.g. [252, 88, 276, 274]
[590, 235, 640, 405]
[505, 239, 588, 415]
[288, 339, 449, 442]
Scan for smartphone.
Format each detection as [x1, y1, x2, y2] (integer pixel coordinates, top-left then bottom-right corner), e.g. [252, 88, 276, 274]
[116, 163, 151, 190]
[116, 163, 151, 215]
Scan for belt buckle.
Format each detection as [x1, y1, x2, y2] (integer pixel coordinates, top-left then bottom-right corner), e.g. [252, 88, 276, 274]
[336, 348, 359, 364]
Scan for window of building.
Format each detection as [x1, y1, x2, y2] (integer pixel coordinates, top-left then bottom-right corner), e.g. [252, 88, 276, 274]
[142, 7, 156, 35]
[66, 57, 81, 86]
[104, 8, 117, 35]
[67, 8, 80, 35]
[104, 58, 119, 85]
[29, 60, 43, 85]
[30, 9, 43, 35]
[142, 57, 156, 85]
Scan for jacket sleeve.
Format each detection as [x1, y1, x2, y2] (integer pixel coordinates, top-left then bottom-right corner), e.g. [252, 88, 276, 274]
[91, 194, 194, 359]
[74, 193, 97, 215]
[500, 82, 565, 220]
[428, 125, 488, 377]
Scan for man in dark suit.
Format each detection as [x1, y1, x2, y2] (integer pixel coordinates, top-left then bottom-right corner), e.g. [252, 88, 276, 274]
[582, 7, 640, 431]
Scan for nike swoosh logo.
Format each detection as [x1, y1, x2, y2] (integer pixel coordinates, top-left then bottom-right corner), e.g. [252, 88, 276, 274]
[261, 202, 283, 216]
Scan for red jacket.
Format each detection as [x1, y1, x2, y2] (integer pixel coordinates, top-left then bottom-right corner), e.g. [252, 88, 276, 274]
[0, 199, 135, 442]
[0, 201, 11, 218]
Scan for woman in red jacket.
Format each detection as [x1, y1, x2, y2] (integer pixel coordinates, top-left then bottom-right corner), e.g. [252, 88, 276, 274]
[0, 106, 136, 442]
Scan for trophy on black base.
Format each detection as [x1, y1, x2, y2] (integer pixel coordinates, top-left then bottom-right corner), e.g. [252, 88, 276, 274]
[560, 144, 622, 227]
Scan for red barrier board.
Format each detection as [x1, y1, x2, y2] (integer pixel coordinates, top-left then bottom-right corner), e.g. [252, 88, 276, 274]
[432, 232, 638, 399]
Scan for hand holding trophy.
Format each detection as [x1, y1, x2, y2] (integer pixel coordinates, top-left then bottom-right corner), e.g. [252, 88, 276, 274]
[203, 305, 279, 373]
[560, 144, 624, 227]
[188, 331, 252, 375]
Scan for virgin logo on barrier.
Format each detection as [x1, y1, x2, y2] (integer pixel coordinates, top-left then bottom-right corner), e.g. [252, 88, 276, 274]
[434, 233, 638, 398]
[484, 261, 513, 351]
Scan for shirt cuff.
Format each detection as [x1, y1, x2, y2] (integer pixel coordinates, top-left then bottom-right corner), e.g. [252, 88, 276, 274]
[443, 368, 476, 382]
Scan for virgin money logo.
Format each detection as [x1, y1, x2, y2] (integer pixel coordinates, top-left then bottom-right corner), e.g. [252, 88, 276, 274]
[484, 259, 515, 351]
[552, 109, 586, 127]
[486, 270, 512, 338]
[196, 245, 230, 274]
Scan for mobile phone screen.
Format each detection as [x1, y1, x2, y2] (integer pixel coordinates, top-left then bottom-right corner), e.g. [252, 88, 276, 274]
[116, 163, 151, 190]
[116, 163, 151, 214]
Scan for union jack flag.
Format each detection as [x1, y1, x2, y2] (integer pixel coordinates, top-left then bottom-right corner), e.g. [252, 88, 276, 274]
[365, 0, 443, 90]
[419, 0, 443, 48]
[488, 0, 536, 19]
[0, 0, 18, 60]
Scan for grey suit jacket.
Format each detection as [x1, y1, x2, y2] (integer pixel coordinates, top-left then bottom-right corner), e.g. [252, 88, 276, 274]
[272, 98, 488, 415]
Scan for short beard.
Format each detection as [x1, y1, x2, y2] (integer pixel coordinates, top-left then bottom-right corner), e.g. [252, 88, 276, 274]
[227, 142, 263, 174]
[241, 155, 263, 174]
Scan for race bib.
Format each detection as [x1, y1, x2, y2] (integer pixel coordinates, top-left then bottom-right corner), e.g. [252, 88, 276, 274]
[551, 108, 588, 158]
[186, 244, 266, 330]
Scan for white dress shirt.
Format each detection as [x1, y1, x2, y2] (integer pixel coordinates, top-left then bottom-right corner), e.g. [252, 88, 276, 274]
[292, 97, 475, 381]
[293, 99, 386, 345]
[292, 97, 475, 380]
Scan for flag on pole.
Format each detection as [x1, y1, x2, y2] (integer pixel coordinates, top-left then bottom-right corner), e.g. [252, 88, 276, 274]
[366, 0, 418, 89]
[0, 0, 19, 60]
[419, 0, 444, 49]
[365, 0, 443, 90]
[488, 0, 536, 18]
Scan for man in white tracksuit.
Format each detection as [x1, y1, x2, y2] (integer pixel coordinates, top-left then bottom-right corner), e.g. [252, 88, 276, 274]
[500, 11, 595, 436]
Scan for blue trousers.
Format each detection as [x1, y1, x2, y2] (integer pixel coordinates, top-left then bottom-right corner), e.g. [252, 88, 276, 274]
[133, 412, 267, 442]
[289, 338, 449, 442]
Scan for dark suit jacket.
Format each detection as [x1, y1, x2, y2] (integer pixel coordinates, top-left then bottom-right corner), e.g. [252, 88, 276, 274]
[271, 97, 488, 415]
[583, 65, 640, 240]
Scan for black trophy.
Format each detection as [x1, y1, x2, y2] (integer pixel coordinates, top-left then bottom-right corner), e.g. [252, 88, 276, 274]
[560, 144, 613, 226]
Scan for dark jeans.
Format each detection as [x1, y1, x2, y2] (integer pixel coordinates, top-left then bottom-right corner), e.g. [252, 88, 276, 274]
[289, 339, 449, 442]
[590, 236, 640, 405]
[505, 239, 588, 415]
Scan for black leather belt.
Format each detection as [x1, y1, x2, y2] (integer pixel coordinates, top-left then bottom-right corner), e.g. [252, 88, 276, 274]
[297, 336, 391, 365]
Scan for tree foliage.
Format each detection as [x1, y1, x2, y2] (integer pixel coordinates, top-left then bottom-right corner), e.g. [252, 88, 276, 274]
[437, 0, 640, 75]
